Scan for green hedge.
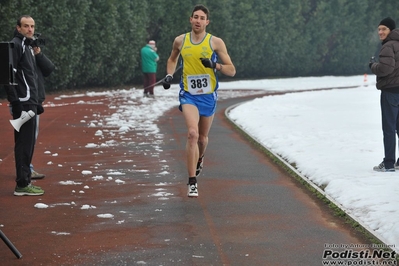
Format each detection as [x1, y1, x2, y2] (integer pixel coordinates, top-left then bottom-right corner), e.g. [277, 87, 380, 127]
[0, 0, 398, 92]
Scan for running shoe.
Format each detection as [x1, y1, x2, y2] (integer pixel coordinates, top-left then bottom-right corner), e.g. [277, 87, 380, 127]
[373, 162, 395, 172]
[187, 183, 198, 197]
[14, 184, 44, 196]
[31, 170, 45, 179]
[196, 155, 204, 177]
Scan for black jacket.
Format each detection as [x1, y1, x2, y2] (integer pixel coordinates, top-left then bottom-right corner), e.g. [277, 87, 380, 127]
[35, 52, 55, 104]
[370, 29, 399, 92]
[5, 32, 39, 105]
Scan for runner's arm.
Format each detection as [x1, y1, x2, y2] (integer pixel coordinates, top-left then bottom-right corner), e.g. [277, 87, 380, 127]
[166, 35, 183, 75]
[213, 37, 236, 77]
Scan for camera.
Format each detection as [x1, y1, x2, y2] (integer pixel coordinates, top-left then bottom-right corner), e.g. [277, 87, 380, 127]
[30, 33, 45, 48]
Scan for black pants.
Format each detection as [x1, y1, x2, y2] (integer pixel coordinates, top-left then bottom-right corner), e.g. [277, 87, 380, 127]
[380, 91, 399, 168]
[14, 104, 37, 187]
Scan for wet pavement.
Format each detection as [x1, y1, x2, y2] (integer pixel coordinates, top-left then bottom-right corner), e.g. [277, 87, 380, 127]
[0, 88, 378, 265]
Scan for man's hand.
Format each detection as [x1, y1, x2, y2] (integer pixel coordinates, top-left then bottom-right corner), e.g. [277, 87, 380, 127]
[33, 47, 41, 55]
[369, 56, 376, 69]
[200, 58, 216, 69]
[162, 74, 173, 90]
[37, 104, 44, 115]
[11, 101, 23, 118]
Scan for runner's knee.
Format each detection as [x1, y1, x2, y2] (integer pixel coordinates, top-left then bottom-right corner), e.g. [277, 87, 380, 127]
[198, 135, 208, 147]
[187, 128, 199, 142]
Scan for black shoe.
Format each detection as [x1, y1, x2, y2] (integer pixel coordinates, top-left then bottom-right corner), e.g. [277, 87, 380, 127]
[196, 155, 204, 177]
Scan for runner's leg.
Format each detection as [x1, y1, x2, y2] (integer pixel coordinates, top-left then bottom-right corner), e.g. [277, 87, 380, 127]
[182, 104, 200, 177]
[198, 115, 214, 157]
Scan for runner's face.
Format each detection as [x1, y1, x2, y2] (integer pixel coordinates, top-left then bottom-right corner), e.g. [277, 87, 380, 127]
[17, 17, 35, 39]
[190, 10, 209, 33]
[378, 25, 390, 41]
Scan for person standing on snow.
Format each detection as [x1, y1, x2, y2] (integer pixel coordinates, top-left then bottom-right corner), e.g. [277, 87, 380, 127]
[370, 17, 399, 172]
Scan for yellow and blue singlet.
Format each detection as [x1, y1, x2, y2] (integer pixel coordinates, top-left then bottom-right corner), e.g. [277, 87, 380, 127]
[179, 32, 219, 94]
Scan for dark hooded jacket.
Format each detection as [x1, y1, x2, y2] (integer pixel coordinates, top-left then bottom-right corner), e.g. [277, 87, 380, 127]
[5, 32, 38, 105]
[35, 51, 55, 104]
[370, 29, 399, 92]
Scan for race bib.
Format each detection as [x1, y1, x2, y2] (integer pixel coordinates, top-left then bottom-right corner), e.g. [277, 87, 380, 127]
[187, 74, 211, 95]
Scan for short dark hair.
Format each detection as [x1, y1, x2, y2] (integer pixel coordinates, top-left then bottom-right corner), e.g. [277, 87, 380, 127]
[191, 4, 210, 20]
[17, 15, 32, 27]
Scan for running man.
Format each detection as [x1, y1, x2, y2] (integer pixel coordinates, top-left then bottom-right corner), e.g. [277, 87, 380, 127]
[162, 4, 236, 197]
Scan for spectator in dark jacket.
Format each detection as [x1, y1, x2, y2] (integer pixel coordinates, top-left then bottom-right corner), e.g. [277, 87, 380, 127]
[369, 17, 399, 172]
[5, 15, 44, 195]
[29, 41, 55, 179]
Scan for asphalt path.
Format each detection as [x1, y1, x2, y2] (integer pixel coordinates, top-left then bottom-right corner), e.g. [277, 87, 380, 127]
[0, 90, 376, 265]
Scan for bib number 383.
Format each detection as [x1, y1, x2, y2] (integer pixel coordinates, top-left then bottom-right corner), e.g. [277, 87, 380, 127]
[187, 74, 211, 95]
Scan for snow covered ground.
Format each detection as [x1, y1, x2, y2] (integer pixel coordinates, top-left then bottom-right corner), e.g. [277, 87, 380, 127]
[225, 75, 398, 252]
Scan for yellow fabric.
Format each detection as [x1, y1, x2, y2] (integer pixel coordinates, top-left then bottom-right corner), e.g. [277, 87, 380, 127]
[180, 32, 217, 93]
